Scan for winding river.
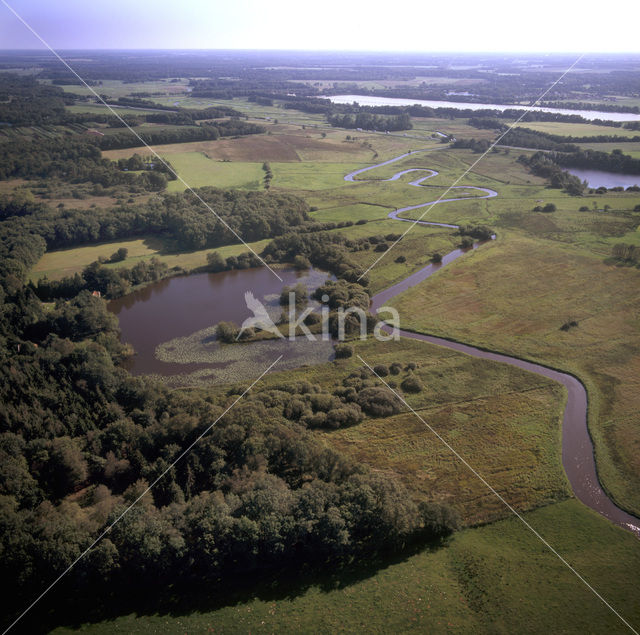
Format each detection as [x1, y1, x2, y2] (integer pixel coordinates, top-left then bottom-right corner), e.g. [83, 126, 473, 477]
[344, 154, 640, 537]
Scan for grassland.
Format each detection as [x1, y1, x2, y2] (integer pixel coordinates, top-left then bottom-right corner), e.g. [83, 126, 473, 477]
[102, 125, 427, 164]
[577, 141, 640, 158]
[391, 232, 640, 517]
[54, 500, 640, 634]
[30, 236, 271, 281]
[163, 153, 264, 192]
[514, 120, 640, 138]
[57, 79, 190, 98]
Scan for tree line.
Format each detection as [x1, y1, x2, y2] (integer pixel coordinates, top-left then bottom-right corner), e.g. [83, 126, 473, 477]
[0, 186, 311, 253]
[96, 119, 265, 151]
[552, 148, 640, 176]
[328, 112, 412, 132]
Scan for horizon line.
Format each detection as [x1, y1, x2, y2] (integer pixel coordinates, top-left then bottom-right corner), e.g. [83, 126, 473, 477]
[1, 48, 640, 55]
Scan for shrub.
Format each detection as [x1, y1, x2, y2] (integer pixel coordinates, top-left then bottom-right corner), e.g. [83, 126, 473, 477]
[431, 253, 442, 263]
[303, 411, 328, 428]
[542, 203, 557, 213]
[579, 206, 589, 212]
[304, 312, 321, 326]
[325, 404, 364, 428]
[216, 321, 239, 343]
[460, 237, 474, 249]
[374, 242, 389, 252]
[401, 376, 423, 393]
[109, 247, 128, 263]
[280, 282, 308, 307]
[356, 387, 401, 417]
[293, 254, 311, 270]
[389, 362, 402, 375]
[355, 219, 368, 225]
[206, 251, 226, 272]
[395, 255, 406, 263]
[334, 344, 354, 359]
[373, 364, 389, 377]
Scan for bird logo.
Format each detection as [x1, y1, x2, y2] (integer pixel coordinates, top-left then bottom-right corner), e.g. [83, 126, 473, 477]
[237, 291, 285, 340]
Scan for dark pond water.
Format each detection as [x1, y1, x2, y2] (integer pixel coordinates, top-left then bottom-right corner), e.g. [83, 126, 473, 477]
[108, 267, 333, 383]
[564, 168, 640, 189]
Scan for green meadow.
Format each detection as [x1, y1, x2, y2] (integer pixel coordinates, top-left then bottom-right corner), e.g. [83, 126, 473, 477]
[164, 153, 264, 191]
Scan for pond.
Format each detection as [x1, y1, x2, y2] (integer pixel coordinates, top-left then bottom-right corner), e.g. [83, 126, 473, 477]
[564, 168, 640, 189]
[108, 267, 334, 386]
[322, 95, 640, 123]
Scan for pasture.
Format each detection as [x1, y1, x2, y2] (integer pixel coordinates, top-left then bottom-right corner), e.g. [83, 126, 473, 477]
[163, 153, 264, 191]
[514, 120, 640, 138]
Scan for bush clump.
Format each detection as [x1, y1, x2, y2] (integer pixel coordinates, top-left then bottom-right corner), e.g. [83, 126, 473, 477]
[334, 343, 354, 359]
[216, 321, 239, 343]
[356, 387, 401, 417]
[401, 375, 423, 393]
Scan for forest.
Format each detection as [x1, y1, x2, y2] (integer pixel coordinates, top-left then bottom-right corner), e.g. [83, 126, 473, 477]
[0, 193, 457, 628]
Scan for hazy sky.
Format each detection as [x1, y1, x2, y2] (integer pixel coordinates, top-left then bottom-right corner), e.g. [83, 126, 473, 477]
[0, 0, 638, 52]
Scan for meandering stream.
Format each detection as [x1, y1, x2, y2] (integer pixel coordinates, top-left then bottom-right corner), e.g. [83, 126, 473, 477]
[345, 154, 640, 537]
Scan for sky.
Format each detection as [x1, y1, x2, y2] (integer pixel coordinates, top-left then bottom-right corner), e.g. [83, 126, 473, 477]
[0, 0, 638, 53]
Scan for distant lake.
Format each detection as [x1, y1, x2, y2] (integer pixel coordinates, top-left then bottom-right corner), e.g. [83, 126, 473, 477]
[323, 95, 640, 123]
[565, 168, 640, 189]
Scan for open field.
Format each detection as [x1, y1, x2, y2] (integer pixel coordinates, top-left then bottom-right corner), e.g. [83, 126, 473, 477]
[348, 226, 463, 293]
[55, 500, 640, 634]
[164, 153, 264, 191]
[30, 236, 272, 281]
[577, 141, 640, 158]
[104, 132, 373, 163]
[391, 232, 640, 517]
[289, 75, 488, 90]
[57, 79, 190, 98]
[412, 117, 501, 140]
[102, 126, 427, 164]
[514, 120, 640, 138]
